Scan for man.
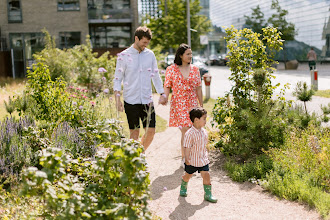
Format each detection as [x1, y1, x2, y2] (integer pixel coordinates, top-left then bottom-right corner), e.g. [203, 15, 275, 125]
[113, 26, 167, 151]
[307, 47, 317, 70]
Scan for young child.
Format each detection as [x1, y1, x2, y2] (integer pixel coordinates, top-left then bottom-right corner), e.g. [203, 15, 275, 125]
[179, 107, 217, 203]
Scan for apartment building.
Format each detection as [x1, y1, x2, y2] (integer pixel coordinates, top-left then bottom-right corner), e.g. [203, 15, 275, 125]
[0, 0, 138, 78]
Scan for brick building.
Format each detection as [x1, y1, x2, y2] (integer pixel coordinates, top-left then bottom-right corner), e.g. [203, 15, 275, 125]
[0, 0, 138, 78]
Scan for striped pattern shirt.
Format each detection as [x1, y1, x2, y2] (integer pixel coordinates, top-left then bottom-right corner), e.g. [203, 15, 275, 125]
[183, 126, 209, 167]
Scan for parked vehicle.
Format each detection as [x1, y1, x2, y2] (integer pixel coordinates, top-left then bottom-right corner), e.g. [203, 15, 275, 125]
[209, 54, 220, 66]
[219, 54, 228, 66]
[164, 54, 175, 68]
[192, 56, 209, 78]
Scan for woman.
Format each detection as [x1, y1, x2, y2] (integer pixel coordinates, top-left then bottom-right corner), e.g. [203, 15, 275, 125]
[163, 44, 203, 167]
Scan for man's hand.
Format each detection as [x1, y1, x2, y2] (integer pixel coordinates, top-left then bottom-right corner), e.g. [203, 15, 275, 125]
[158, 93, 168, 105]
[115, 91, 124, 112]
[116, 101, 124, 112]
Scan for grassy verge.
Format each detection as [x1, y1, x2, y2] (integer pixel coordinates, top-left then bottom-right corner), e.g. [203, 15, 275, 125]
[314, 89, 330, 98]
[220, 126, 330, 219]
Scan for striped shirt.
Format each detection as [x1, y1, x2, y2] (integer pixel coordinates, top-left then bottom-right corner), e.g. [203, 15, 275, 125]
[183, 126, 209, 167]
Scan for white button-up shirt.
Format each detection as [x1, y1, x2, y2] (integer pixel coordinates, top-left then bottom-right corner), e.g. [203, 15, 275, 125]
[113, 45, 164, 105]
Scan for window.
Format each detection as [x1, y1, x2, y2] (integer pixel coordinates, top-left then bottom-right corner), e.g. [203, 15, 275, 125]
[88, 0, 130, 10]
[59, 32, 81, 48]
[89, 25, 131, 48]
[58, 0, 80, 11]
[7, 0, 22, 23]
[326, 34, 330, 57]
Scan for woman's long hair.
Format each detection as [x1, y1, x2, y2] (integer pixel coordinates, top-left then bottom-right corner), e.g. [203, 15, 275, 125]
[174, 43, 190, 65]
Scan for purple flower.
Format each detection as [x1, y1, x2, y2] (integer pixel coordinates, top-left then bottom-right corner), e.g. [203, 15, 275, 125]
[104, 89, 109, 94]
[109, 97, 113, 101]
[147, 68, 152, 72]
[98, 67, 107, 73]
[102, 76, 106, 81]
[161, 70, 166, 74]
[96, 94, 100, 98]
[118, 67, 123, 73]
[163, 187, 167, 191]
[124, 82, 129, 86]
[116, 93, 121, 97]
[150, 73, 155, 77]
[154, 69, 159, 73]
[118, 57, 123, 61]
[79, 106, 83, 110]
[72, 101, 77, 105]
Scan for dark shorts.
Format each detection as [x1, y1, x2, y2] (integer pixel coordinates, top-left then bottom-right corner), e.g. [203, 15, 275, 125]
[184, 163, 209, 174]
[124, 101, 156, 130]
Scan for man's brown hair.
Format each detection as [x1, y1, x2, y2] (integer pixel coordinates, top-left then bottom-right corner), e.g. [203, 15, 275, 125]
[135, 26, 152, 40]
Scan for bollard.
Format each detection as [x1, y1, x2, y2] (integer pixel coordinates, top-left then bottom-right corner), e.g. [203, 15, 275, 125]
[310, 69, 318, 91]
[203, 74, 212, 99]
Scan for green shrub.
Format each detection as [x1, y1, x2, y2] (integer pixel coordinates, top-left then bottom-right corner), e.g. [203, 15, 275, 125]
[224, 155, 273, 182]
[21, 141, 150, 219]
[212, 26, 288, 160]
[264, 126, 330, 218]
[34, 30, 117, 94]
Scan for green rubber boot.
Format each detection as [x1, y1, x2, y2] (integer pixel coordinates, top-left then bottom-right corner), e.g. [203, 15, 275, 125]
[203, 184, 217, 203]
[180, 179, 188, 197]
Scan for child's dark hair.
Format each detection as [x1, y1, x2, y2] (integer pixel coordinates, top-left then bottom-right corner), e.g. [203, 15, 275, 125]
[135, 26, 152, 40]
[189, 107, 207, 122]
[174, 43, 190, 65]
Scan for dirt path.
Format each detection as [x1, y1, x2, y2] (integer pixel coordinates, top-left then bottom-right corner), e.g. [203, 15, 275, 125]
[146, 103, 321, 220]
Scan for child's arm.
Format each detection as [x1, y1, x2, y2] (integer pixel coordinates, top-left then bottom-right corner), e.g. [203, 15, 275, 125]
[184, 147, 191, 165]
[183, 131, 192, 165]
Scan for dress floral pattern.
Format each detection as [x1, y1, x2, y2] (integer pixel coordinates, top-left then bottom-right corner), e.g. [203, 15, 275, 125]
[164, 64, 202, 127]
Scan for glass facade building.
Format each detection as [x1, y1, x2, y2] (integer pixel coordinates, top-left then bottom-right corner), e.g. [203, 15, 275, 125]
[210, 0, 330, 59]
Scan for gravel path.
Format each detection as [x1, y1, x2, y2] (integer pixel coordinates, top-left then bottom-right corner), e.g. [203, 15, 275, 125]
[146, 102, 321, 220]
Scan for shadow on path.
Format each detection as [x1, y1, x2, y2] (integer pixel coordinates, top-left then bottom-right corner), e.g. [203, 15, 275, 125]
[151, 168, 183, 200]
[169, 196, 209, 220]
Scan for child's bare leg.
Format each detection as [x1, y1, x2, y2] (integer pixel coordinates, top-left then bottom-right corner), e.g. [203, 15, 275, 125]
[200, 171, 211, 185]
[182, 172, 193, 182]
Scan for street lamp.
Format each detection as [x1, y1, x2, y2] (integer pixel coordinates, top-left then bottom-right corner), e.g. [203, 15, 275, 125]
[187, 0, 191, 47]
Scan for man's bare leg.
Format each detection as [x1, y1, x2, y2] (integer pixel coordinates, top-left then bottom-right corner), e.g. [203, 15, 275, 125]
[140, 127, 155, 151]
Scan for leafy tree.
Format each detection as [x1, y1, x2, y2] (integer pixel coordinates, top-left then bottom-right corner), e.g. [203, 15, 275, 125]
[244, 5, 267, 34]
[268, 0, 296, 63]
[267, 0, 296, 42]
[145, 0, 211, 51]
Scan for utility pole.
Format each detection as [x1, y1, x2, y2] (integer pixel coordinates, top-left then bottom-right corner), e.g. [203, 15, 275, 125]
[187, 0, 191, 47]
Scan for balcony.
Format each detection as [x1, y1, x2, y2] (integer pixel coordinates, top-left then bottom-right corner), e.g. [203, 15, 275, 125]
[88, 8, 132, 24]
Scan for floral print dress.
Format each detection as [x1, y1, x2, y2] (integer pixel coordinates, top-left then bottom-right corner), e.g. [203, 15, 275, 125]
[164, 64, 202, 127]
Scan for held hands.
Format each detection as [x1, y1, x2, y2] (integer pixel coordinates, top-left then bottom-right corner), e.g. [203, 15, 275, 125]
[158, 93, 168, 105]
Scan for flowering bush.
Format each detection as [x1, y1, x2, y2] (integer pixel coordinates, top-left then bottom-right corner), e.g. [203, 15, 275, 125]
[21, 120, 150, 219]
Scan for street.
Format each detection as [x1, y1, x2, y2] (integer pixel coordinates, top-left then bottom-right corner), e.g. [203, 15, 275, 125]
[203, 63, 330, 115]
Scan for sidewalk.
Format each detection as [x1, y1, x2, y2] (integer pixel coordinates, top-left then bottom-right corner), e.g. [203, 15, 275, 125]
[146, 101, 320, 220]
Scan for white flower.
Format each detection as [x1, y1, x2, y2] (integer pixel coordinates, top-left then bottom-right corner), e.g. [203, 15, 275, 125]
[98, 67, 107, 73]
